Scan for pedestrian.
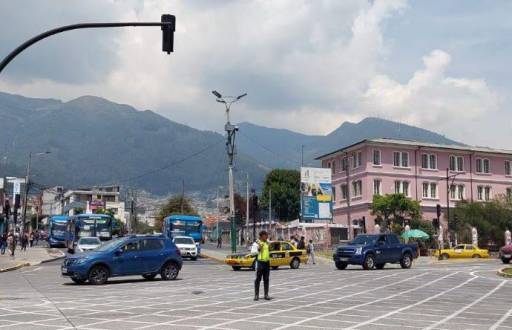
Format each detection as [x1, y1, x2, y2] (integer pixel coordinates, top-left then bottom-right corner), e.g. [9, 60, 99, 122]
[29, 231, 34, 248]
[0, 233, 6, 255]
[34, 230, 39, 246]
[307, 239, 316, 264]
[20, 232, 28, 252]
[7, 231, 15, 258]
[217, 235, 222, 249]
[290, 236, 297, 248]
[297, 236, 306, 250]
[252, 230, 271, 301]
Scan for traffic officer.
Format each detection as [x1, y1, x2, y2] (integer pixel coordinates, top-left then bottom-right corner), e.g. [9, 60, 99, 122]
[252, 230, 271, 301]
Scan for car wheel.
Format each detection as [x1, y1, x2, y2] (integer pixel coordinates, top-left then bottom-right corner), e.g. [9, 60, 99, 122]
[400, 253, 412, 269]
[271, 266, 279, 270]
[376, 263, 385, 270]
[88, 265, 109, 285]
[232, 266, 241, 271]
[71, 278, 86, 284]
[161, 262, 179, 280]
[142, 274, 157, 280]
[335, 262, 347, 270]
[472, 254, 481, 259]
[440, 253, 449, 260]
[502, 258, 511, 264]
[363, 254, 375, 270]
[290, 257, 300, 269]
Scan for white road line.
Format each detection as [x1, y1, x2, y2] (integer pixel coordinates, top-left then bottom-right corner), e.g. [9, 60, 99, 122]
[424, 279, 507, 330]
[273, 271, 457, 330]
[346, 273, 475, 329]
[197, 271, 433, 330]
[487, 288, 512, 330]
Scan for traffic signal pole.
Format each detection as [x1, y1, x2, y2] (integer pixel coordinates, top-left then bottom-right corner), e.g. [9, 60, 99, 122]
[0, 15, 176, 75]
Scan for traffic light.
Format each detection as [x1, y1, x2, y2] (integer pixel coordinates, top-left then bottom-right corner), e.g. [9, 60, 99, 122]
[436, 204, 442, 219]
[161, 14, 176, 54]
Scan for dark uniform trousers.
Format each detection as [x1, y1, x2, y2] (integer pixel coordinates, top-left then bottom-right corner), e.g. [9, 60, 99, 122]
[254, 260, 270, 296]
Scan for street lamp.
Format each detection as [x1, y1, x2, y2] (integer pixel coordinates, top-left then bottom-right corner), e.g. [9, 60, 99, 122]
[440, 168, 463, 246]
[211, 90, 247, 253]
[21, 151, 51, 233]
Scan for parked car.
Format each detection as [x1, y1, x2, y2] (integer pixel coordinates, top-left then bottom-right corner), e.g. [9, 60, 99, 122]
[433, 244, 489, 260]
[76, 237, 101, 253]
[224, 241, 308, 271]
[333, 234, 418, 270]
[61, 235, 182, 285]
[499, 244, 512, 264]
[173, 236, 198, 260]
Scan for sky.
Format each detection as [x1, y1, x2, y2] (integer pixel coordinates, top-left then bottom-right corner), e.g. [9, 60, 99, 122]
[0, 0, 511, 149]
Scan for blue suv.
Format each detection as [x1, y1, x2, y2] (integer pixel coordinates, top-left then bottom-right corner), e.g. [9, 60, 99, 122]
[61, 235, 182, 285]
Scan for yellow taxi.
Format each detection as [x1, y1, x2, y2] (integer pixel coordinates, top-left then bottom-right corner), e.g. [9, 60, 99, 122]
[434, 244, 489, 260]
[224, 241, 308, 271]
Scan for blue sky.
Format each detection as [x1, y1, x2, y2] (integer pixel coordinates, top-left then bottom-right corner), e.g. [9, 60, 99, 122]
[0, 0, 511, 148]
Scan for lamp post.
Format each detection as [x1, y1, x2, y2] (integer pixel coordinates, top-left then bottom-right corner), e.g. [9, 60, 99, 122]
[211, 90, 247, 253]
[21, 151, 51, 234]
[444, 168, 463, 245]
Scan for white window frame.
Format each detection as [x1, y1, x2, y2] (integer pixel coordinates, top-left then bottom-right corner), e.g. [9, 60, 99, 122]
[506, 160, 512, 176]
[353, 151, 362, 169]
[476, 158, 490, 174]
[352, 180, 362, 197]
[340, 157, 348, 172]
[422, 182, 437, 199]
[450, 184, 465, 201]
[394, 180, 410, 196]
[449, 155, 464, 172]
[340, 184, 348, 200]
[393, 151, 409, 168]
[421, 153, 437, 170]
[477, 186, 483, 200]
[372, 149, 381, 166]
[477, 185, 491, 201]
[373, 179, 381, 196]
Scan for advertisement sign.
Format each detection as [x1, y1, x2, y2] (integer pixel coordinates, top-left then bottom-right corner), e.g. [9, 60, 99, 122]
[300, 167, 333, 222]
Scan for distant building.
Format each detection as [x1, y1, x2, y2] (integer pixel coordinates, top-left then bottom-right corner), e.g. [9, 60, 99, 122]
[316, 138, 512, 239]
[62, 185, 125, 222]
[41, 186, 64, 216]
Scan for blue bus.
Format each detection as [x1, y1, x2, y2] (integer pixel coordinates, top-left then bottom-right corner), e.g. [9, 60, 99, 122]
[163, 215, 203, 243]
[48, 215, 70, 248]
[66, 214, 113, 252]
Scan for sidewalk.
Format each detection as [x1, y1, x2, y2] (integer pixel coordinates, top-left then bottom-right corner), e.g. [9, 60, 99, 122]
[0, 246, 65, 272]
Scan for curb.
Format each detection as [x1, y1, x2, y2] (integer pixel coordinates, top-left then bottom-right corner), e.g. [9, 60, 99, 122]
[0, 262, 30, 273]
[497, 267, 512, 278]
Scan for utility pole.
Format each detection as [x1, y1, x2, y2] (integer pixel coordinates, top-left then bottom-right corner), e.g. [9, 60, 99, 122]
[211, 90, 247, 253]
[268, 187, 272, 233]
[22, 151, 50, 233]
[245, 173, 250, 243]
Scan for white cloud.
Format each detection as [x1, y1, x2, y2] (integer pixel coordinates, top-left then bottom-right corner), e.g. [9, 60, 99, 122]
[0, 0, 502, 142]
[362, 49, 499, 130]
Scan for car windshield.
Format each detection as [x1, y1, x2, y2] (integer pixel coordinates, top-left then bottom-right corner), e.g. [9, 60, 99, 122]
[349, 235, 377, 245]
[78, 238, 100, 245]
[174, 237, 194, 244]
[95, 238, 125, 252]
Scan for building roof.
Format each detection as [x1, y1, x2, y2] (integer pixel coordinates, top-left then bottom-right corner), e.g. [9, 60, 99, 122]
[315, 138, 512, 160]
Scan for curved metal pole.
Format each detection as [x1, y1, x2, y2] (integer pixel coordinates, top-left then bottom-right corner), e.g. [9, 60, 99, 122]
[0, 21, 174, 75]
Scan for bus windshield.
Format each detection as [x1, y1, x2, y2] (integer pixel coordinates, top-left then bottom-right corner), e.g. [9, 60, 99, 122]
[171, 220, 201, 231]
[51, 222, 67, 235]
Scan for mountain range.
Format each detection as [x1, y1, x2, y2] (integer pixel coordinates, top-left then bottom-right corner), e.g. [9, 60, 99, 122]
[0, 91, 459, 195]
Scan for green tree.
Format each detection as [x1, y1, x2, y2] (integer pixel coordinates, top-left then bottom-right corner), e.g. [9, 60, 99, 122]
[260, 169, 300, 221]
[155, 196, 198, 230]
[371, 194, 421, 232]
[452, 198, 512, 247]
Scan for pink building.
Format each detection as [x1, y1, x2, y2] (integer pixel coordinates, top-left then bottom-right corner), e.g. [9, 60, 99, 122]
[317, 138, 512, 239]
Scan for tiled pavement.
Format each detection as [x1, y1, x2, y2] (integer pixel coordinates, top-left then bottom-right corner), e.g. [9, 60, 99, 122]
[0, 255, 511, 329]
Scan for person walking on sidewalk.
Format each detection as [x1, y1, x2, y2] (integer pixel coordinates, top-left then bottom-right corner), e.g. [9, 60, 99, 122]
[20, 232, 28, 252]
[217, 236, 222, 249]
[29, 231, 34, 248]
[0, 233, 6, 255]
[7, 231, 15, 258]
[252, 230, 271, 301]
[307, 239, 316, 265]
[297, 236, 306, 250]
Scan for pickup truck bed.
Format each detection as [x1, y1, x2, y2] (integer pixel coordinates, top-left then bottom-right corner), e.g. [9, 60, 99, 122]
[333, 233, 418, 270]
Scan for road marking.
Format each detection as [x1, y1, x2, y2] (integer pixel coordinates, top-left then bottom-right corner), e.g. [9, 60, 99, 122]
[196, 271, 433, 330]
[273, 271, 458, 330]
[424, 279, 507, 330]
[487, 287, 512, 330]
[346, 272, 474, 329]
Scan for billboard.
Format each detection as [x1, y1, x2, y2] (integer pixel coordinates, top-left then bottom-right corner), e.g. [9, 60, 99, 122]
[300, 167, 333, 222]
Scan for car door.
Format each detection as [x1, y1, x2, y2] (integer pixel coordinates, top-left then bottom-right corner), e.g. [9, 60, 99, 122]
[375, 235, 390, 263]
[112, 240, 144, 275]
[141, 239, 165, 273]
[453, 244, 465, 258]
[269, 242, 283, 266]
[464, 245, 475, 258]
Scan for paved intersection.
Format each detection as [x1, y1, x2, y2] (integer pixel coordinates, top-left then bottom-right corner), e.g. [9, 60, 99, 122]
[0, 256, 511, 329]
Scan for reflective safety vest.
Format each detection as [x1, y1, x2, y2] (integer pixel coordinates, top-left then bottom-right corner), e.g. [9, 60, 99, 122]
[258, 241, 270, 262]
